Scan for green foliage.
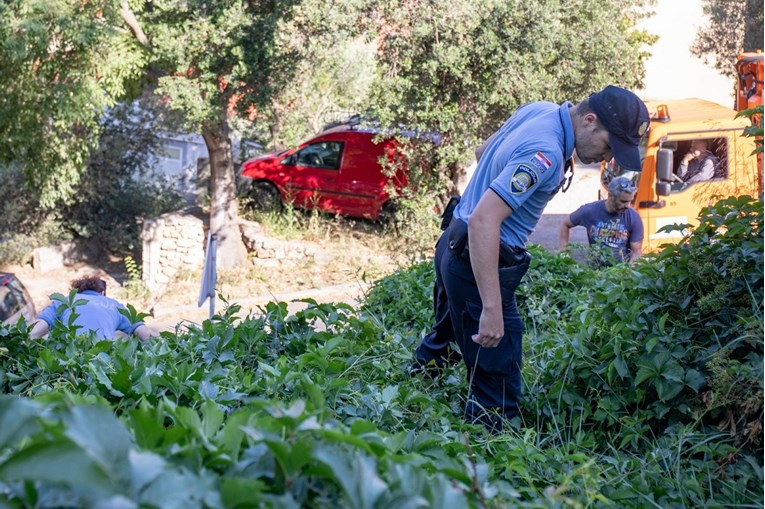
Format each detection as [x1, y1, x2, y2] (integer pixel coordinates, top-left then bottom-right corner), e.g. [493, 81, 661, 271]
[0, 197, 762, 507]
[362, 258, 435, 337]
[692, 0, 764, 79]
[120, 256, 151, 303]
[523, 196, 763, 505]
[0, 0, 147, 207]
[369, 0, 656, 202]
[0, 102, 184, 264]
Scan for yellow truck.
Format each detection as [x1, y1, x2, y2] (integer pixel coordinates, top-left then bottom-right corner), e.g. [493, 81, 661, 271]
[601, 53, 763, 251]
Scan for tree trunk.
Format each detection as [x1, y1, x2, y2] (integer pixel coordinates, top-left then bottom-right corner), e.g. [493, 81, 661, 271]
[202, 125, 248, 269]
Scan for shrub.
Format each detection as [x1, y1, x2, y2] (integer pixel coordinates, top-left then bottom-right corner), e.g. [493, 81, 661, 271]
[0, 102, 184, 265]
[0, 196, 761, 508]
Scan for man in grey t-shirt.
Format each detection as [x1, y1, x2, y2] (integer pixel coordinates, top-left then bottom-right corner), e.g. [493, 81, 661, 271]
[558, 176, 643, 264]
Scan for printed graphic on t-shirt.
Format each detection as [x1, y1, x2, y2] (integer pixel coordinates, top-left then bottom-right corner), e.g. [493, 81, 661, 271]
[589, 219, 629, 249]
[509, 164, 539, 194]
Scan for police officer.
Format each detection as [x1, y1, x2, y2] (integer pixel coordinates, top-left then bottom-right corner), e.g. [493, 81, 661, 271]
[412, 86, 650, 430]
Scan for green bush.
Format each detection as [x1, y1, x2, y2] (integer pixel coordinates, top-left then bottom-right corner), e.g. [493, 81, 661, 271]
[0, 102, 184, 264]
[0, 196, 761, 508]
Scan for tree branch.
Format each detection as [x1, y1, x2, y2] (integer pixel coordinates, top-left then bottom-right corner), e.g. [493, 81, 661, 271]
[120, 0, 148, 46]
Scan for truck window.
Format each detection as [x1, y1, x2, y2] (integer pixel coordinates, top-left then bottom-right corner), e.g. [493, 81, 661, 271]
[602, 160, 641, 202]
[601, 134, 645, 200]
[669, 138, 728, 189]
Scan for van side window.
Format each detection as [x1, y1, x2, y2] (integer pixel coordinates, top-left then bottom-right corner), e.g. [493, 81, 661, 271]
[294, 142, 344, 169]
[671, 138, 728, 188]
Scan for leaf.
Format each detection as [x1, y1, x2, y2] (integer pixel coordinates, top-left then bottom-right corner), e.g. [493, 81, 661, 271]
[128, 450, 166, 495]
[139, 468, 221, 509]
[0, 397, 43, 448]
[63, 405, 133, 486]
[300, 375, 325, 412]
[201, 399, 225, 439]
[613, 356, 629, 379]
[199, 380, 218, 401]
[91, 366, 125, 397]
[381, 385, 399, 405]
[312, 447, 387, 509]
[0, 440, 115, 496]
[684, 369, 707, 392]
[634, 366, 655, 386]
[220, 478, 268, 508]
[657, 312, 669, 334]
[128, 406, 165, 450]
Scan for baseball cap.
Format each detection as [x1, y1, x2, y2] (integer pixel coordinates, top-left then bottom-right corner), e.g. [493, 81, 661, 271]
[589, 86, 650, 172]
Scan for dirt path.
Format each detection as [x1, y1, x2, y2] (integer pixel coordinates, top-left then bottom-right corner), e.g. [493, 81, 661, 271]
[2, 224, 405, 333]
[4, 165, 599, 332]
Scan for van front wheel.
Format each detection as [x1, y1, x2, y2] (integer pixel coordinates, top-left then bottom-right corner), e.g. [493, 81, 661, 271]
[249, 181, 282, 212]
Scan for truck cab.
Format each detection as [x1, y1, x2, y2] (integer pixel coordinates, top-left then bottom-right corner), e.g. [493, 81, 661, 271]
[601, 98, 759, 251]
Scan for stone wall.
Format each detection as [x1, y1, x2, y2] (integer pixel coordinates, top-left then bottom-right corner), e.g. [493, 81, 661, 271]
[140, 215, 324, 291]
[240, 221, 318, 267]
[141, 211, 206, 292]
[32, 240, 102, 273]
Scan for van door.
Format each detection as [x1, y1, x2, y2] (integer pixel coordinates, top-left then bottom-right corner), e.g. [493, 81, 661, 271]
[330, 132, 392, 218]
[286, 140, 346, 211]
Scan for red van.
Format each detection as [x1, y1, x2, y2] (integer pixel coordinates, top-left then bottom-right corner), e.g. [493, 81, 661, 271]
[239, 125, 406, 220]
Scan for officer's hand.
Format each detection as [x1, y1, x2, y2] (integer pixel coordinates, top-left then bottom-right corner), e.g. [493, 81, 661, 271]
[472, 308, 504, 348]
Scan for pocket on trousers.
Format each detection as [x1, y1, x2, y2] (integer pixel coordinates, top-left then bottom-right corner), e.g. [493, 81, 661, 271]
[498, 262, 529, 293]
[461, 299, 517, 374]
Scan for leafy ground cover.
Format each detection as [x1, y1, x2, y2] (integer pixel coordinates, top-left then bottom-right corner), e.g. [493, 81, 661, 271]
[0, 196, 762, 508]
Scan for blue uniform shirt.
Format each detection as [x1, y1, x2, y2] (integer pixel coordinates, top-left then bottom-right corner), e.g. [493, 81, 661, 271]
[455, 102, 575, 248]
[37, 290, 142, 340]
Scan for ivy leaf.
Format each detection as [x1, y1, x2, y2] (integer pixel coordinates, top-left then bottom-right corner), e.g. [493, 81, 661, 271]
[0, 439, 115, 496]
[313, 447, 387, 509]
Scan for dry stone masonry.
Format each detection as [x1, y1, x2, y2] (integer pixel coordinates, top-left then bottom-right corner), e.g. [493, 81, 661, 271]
[141, 211, 206, 292]
[140, 214, 323, 291]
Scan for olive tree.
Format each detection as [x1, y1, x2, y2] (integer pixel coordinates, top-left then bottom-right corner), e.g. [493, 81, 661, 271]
[128, 0, 374, 267]
[0, 0, 147, 208]
[692, 0, 764, 79]
[367, 0, 656, 204]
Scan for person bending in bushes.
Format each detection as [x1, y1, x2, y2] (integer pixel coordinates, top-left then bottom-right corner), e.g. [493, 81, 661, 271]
[29, 275, 158, 341]
[411, 86, 649, 431]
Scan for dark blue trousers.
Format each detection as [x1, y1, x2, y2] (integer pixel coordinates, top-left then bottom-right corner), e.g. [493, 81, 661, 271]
[415, 228, 526, 426]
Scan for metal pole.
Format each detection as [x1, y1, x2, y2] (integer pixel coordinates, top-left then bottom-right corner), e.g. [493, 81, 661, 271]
[209, 233, 217, 319]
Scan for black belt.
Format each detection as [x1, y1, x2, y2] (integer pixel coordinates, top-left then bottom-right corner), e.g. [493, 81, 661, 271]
[446, 218, 531, 268]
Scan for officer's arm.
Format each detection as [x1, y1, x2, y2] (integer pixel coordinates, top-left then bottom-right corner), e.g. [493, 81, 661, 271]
[558, 215, 575, 251]
[475, 131, 499, 162]
[467, 190, 512, 348]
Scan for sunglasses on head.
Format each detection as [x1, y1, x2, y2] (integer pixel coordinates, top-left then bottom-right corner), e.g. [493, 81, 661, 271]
[611, 180, 636, 193]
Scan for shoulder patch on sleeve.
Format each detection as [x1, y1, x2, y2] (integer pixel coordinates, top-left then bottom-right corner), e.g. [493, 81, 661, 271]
[529, 152, 552, 173]
[509, 164, 539, 194]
